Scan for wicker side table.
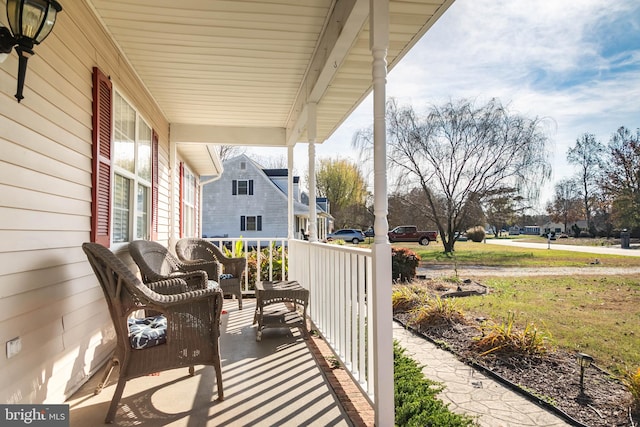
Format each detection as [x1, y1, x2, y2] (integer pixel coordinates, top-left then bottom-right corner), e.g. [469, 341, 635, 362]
[254, 280, 309, 341]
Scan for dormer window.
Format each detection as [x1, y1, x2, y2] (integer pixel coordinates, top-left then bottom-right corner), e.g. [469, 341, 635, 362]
[240, 161, 246, 170]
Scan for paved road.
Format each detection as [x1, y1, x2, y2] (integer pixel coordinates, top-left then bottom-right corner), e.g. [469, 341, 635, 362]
[484, 238, 640, 256]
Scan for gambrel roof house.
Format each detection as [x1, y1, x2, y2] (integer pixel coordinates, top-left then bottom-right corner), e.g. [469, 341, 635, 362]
[0, 1, 454, 424]
[202, 155, 331, 241]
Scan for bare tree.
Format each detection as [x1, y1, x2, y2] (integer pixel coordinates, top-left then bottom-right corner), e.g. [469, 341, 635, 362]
[601, 126, 640, 231]
[355, 98, 551, 252]
[567, 133, 604, 234]
[546, 178, 583, 235]
[258, 155, 288, 169]
[215, 145, 246, 162]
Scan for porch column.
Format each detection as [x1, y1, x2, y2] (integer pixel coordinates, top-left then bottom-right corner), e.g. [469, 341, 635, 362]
[287, 145, 295, 239]
[307, 102, 318, 242]
[370, 0, 394, 425]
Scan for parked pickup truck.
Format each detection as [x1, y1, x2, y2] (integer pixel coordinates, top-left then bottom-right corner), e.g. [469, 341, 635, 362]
[388, 225, 438, 245]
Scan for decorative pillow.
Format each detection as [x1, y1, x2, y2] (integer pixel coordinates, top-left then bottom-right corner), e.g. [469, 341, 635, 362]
[128, 315, 167, 349]
[220, 273, 234, 280]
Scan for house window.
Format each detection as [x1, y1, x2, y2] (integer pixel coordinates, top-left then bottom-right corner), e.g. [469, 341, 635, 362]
[182, 166, 196, 237]
[232, 179, 254, 195]
[240, 215, 262, 231]
[238, 180, 249, 195]
[112, 92, 152, 243]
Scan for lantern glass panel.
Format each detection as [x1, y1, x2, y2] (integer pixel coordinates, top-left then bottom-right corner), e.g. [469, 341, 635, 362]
[6, 0, 60, 43]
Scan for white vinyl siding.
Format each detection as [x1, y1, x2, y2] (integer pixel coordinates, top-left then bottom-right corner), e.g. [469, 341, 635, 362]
[0, 1, 172, 406]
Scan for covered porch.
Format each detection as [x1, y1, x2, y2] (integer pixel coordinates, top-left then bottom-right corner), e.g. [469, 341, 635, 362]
[68, 298, 373, 426]
[0, 1, 455, 426]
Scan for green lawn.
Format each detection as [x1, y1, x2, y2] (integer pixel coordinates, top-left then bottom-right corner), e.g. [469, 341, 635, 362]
[390, 240, 640, 373]
[454, 275, 640, 371]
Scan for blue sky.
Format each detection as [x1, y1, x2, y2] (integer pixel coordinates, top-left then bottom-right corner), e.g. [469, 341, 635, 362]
[249, 0, 640, 209]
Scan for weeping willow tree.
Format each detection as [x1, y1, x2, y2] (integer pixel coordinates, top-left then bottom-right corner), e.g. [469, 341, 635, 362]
[314, 158, 369, 229]
[354, 98, 551, 253]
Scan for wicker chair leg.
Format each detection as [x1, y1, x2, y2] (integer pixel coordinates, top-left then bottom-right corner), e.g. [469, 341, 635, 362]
[215, 360, 224, 401]
[94, 357, 117, 395]
[237, 293, 242, 310]
[105, 378, 127, 423]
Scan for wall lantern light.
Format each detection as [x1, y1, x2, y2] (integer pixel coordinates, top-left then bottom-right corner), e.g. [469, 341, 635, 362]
[0, 0, 63, 102]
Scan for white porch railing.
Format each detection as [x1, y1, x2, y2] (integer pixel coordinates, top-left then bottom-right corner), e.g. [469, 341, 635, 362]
[204, 237, 376, 404]
[203, 237, 289, 292]
[289, 239, 375, 404]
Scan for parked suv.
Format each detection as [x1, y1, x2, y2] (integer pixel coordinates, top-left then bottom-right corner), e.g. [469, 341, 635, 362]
[326, 229, 366, 244]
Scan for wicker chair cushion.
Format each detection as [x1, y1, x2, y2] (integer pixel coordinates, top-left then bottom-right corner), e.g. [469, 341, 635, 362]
[128, 315, 167, 349]
[220, 273, 234, 279]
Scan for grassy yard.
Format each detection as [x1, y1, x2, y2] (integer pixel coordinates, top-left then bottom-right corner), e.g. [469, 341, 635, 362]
[454, 275, 640, 372]
[391, 240, 640, 373]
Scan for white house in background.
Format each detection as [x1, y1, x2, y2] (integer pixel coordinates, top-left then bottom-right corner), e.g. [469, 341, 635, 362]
[542, 222, 565, 235]
[202, 155, 332, 240]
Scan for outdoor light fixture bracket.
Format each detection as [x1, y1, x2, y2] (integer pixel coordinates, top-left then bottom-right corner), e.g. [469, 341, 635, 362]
[0, 0, 63, 102]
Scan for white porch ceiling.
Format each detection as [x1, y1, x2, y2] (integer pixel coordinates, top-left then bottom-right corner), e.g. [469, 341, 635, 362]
[87, 0, 454, 150]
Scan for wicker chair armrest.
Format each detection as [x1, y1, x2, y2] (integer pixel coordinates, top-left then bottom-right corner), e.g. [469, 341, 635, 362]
[168, 270, 211, 291]
[143, 282, 222, 307]
[178, 258, 210, 269]
[179, 259, 219, 274]
[145, 277, 188, 295]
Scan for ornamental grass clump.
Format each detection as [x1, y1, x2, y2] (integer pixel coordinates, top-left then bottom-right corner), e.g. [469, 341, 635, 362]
[410, 296, 467, 329]
[474, 311, 550, 357]
[624, 367, 640, 409]
[391, 285, 427, 313]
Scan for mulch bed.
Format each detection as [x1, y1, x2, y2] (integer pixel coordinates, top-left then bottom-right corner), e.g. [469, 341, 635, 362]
[394, 278, 640, 427]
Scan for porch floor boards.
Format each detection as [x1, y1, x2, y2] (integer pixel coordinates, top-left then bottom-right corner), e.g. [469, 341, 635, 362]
[67, 299, 365, 426]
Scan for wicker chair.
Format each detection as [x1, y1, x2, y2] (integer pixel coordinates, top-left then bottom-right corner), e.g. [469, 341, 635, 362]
[129, 239, 220, 287]
[82, 242, 224, 424]
[176, 238, 246, 309]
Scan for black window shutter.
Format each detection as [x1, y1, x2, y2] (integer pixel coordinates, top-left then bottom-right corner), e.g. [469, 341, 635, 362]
[249, 180, 254, 195]
[240, 215, 246, 231]
[257, 215, 262, 231]
[232, 180, 237, 195]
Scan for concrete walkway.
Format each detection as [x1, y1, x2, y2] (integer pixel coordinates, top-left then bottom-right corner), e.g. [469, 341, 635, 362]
[393, 322, 571, 427]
